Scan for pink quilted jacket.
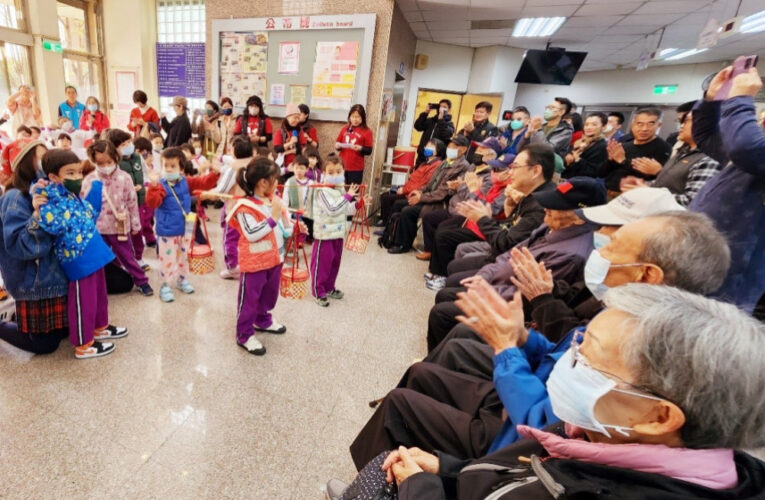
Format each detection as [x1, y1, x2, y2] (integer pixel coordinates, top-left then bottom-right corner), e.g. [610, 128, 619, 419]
[82, 169, 141, 235]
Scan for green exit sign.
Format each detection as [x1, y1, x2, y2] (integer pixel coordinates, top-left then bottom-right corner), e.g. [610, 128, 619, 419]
[42, 39, 62, 53]
[654, 84, 678, 95]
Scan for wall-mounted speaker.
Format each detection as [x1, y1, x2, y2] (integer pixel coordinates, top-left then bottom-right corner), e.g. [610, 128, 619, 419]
[414, 54, 429, 70]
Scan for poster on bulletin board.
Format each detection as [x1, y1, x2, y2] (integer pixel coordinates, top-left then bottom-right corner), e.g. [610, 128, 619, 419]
[220, 32, 268, 104]
[311, 41, 359, 110]
[279, 42, 300, 74]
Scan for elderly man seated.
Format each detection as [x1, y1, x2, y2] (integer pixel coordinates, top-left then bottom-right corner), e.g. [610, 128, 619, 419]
[349, 207, 730, 470]
[334, 284, 765, 500]
[427, 177, 606, 352]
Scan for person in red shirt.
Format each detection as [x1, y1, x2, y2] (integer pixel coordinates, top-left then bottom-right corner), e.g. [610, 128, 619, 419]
[80, 96, 110, 134]
[273, 103, 309, 174]
[335, 104, 373, 185]
[298, 103, 319, 149]
[233, 95, 273, 146]
[128, 90, 160, 138]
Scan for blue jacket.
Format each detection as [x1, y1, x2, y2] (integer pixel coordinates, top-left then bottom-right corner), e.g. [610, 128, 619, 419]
[58, 100, 85, 129]
[38, 181, 115, 281]
[0, 189, 68, 301]
[487, 327, 576, 453]
[154, 178, 191, 237]
[691, 96, 765, 314]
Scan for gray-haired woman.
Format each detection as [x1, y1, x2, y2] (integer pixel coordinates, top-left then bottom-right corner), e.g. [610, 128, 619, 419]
[332, 284, 765, 499]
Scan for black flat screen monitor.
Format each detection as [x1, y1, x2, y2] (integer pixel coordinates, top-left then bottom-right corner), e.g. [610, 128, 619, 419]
[514, 49, 587, 85]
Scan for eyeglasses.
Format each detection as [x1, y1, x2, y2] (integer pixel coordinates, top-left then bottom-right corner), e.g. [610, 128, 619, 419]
[570, 329, 671, 401]
[510, 162, 533, 169]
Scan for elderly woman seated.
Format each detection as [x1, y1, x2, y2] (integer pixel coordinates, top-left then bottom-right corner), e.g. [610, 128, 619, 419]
[329, 284, 765, 499]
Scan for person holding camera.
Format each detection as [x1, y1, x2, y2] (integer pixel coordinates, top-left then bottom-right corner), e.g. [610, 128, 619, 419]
[414, 99, 455, 167]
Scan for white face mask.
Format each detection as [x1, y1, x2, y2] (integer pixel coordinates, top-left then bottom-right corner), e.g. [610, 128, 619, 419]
[593, 232, 611, 250]
[603, 124, 614, 134]
[248, 106, 258, 115]
[446, 147, 459, 160]
[97, 164, 117, 176]
[194, 147, 202, 155]
[584, 249, 647, 301]
[547, 347, 662, 438]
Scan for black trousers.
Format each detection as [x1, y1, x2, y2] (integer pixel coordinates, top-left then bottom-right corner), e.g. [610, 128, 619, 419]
[421, 209, 450, 252]
[379, 192, 406, 225]
[447, 254, 492, 277]
[429, 217, 480, 276]
[395, 203, 423, 249]
[425, 323, 494, 380]
[346, 170, 364, 185]
[427, 296, 464, 352]
[349, 361, 504, 470]
[0, 323, 66, 354]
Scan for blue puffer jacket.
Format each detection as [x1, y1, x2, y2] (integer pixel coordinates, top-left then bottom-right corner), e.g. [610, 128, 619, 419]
[486, 327, 576, 453]
[0, 188, 68, 301]
[154, 177, 191, 237]
[691, 96, 765, 314]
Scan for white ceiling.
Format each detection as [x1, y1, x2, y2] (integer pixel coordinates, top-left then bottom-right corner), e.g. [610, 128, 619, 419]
[397, 0, 765, 71]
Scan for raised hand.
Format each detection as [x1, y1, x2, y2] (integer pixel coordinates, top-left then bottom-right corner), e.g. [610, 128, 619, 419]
[455, 283, 528, 354]
[509, 247, 553, 301]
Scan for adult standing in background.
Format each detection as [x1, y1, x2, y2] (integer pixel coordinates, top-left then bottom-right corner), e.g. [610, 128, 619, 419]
[413, 99, 455, 167]
[298, 104, 319, 150]
[128, 90, 161, 138]
[458, 101, 498, 158]
[335, 104, 373, 185]
[58, 85, 85, 130]
[80, 96, 110, 135]
[199, 99, 221, 156]
[234, 95, 273, 147]
[161, 96, 192, 147]
[6, 85, 41, 135]
[214, 97, 237, 156]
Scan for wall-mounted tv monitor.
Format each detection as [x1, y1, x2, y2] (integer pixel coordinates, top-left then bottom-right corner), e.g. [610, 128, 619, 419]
[514, 49, 588, 85]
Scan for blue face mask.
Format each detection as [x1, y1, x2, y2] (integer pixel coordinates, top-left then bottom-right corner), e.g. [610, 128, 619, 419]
[423, 147, 435, 158]
[221, 108, 233, 116]
[593, 232, 611, 250]
[87, 104, 98, 112]
[163, 172, 181, 182]
[121, 143, 135, 158]
[324, 174, 345, 186]
[510, 120, 524, 131]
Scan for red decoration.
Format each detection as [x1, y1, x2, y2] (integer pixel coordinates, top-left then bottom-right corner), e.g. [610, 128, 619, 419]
[557, 182, 573, 194]
[300, 16, 310, 29]
[282, 17, 293, 29]
[265, 17, 275, 29]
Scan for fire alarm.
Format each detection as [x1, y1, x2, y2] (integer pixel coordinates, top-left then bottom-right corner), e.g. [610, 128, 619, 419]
[414, 54, 429, 70]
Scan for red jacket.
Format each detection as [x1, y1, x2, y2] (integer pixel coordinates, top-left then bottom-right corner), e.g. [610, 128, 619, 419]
[233, 115, 274, 144]
[273, 126, 311, 166]
[80, 110, 110, 134]
[402, 159, 442, 195]
[336, 125, 373, 172]
[128, 107, 160, 137]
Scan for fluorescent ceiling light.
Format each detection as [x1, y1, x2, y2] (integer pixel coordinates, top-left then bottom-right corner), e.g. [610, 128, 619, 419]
[658, 48, 708, 61]
[740, 9, 765, 33]
[512, 17, 566, 37]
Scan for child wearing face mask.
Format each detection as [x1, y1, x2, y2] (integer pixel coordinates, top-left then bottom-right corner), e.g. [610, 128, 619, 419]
[37, 148, 127, 359]
[190, 137, 209, 173]
[82, 140, 153, 297]
[234, 95, 273, 147]
[107, 129, 150, 270]
[227, 157, 301, 355]
[282, 155, 312, 242]
[307, 153, 368, 307]
[145, 147, 221, 303]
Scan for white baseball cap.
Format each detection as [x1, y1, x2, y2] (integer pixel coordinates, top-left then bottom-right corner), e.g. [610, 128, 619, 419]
[575, 187, 685, 226]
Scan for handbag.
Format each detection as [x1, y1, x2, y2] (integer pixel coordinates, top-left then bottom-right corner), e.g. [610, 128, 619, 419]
[280, 212, 310, 299]
[340, 451, 397, 500]
[345, 185, 370, 254]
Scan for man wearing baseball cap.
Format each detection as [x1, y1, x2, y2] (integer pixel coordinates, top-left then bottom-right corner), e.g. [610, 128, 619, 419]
[426, 176, 607, 351]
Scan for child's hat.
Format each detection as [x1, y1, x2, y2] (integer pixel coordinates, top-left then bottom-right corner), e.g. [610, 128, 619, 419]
[1, 138, 47, 173]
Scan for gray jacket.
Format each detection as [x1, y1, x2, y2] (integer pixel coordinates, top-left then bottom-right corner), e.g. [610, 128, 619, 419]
[531, 121, 574, 157]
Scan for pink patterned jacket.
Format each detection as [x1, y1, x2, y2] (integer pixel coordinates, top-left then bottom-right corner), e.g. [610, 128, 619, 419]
[82, 168, 141, 235]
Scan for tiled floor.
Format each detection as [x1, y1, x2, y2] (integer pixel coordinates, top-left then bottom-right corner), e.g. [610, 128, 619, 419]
[0, 210, 433, 499]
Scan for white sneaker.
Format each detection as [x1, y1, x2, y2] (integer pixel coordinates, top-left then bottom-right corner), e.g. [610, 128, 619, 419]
[238, 335, 266, 355]
[219, 268, 239, 280]
[254, 322, 287, 334]
[426, 276, 447, 291]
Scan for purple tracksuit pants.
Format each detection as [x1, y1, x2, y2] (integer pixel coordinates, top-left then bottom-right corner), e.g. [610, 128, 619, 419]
[236, 265, 282, 344]
[68, 267, 109, 347]
[221, 205, 240, 270]
[310, 238, 344, 299]
[103, 234, 149, 286]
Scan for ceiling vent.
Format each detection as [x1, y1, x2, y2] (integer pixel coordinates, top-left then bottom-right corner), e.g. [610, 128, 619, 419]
[470, 19, 515, 30]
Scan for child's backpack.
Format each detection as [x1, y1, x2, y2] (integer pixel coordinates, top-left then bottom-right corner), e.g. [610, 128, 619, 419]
[377, 212, 401, 249]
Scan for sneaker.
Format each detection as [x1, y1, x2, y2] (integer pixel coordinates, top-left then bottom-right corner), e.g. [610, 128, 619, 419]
[137, 283, 154, 296]
[219, 268, 239, 280]
[254, 322, 286, 334]
[159, 284, 175, 303]
[424, 272, 434, 281]
[373, 229, 384, 237]
[94, 325, 128, 340]
[238, 335, 266, 355]
[325, 478, 349, 500]
[426, 276, 447, 291]
[315, 297, 329, 307]
[177, 279, 195, 294]
[75, 341, 115, 359]
[138, 259, 151, 271]
[327, 289, 344, 300]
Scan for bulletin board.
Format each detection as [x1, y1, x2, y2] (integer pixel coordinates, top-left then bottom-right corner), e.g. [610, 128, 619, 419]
[211, 14, 376, 122]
